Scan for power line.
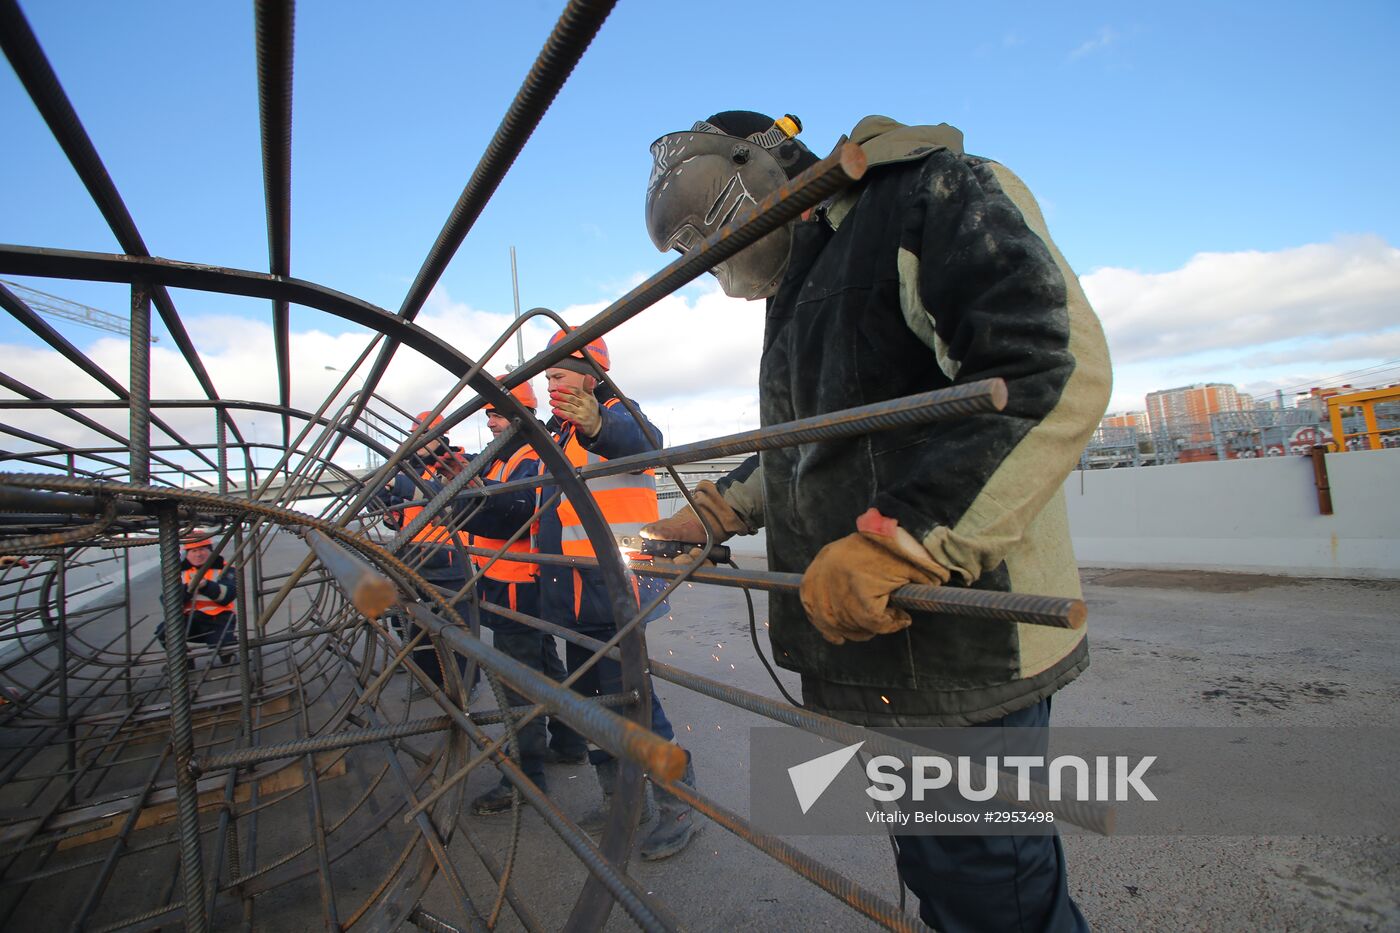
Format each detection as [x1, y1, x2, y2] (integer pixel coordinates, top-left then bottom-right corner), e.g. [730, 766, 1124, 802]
[1267, 358, 1400, 397]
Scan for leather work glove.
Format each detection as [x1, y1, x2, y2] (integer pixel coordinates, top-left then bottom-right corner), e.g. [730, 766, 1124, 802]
[549, 386, 602, 438]
[800, 508, 951, 645]
[639, 480, 747, 565]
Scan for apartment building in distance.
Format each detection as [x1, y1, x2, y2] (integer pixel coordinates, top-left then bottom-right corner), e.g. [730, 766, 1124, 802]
[1145, 383, 1248, 460]
[1102, 410, 1152, 433]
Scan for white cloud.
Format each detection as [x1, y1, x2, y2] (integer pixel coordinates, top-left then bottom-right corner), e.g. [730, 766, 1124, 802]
[1069, 26, 1119, 60]
[1081, 236, 1400, 410]
[5, 238, 1397, 468]
[1083, 236, 1400, 364]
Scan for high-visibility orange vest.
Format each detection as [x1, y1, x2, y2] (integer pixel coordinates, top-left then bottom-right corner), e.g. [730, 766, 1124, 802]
[470, 445, 540, 585]
[183, 565, 233, 615]
[401, 463, 458, 545]
[556, 397, 659, 558]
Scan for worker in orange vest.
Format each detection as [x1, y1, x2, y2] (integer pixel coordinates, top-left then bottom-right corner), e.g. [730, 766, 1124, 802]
[155, 535, 237, 664]
[534, 329, 699, 860]
[465, 376, 588, 813]
[377, 411, 471, 690]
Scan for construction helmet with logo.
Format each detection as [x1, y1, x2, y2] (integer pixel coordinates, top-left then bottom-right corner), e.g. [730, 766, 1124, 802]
[484, 376, 539, 412]
[645, 111, 816, 300]
[546, 329, 610, 373]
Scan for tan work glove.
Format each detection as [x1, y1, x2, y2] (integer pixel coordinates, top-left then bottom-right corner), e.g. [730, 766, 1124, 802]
[549, 386, 602, 437]
[800, 508, 951, 645]
[639, 480, 748, 565]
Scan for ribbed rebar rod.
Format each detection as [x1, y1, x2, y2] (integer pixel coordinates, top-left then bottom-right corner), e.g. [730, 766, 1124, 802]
[466, 381, 1007, 500]
[644, 564, 1087, 630]
[156, 503, 209, 932]
[497, 609, 1113, 835]
[302, 529, 396, 619]
[653, 776, 925, 933]
[0, 281, 222, 471]
[410, 906, 464, 933]
[382, 638, 680, 933]
[191, 715, 449, 774]
[397, 0, 616, 324]
[458, 546, 1085, 629]
[360, 707, 487, 933]
[254, 0, 295, 441]
[129, 282, 151, 484]
[349, 0, 619, 430]
[0, 372, 197, 481]
[68, 747, 174, 932]
[0, 485, 147, 518]
[390, 421, 519, 550]
[0, 0, 232, 417]
[405, 603, 684, 781]
[189, 688, 635, 776]
[603, 379, 1006, 478]
[0, 495, 118, 554]
[498, 139, 868, 396]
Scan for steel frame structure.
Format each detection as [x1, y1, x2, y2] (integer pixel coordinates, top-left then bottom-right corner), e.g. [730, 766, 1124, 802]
[0, 3, 1100, 930]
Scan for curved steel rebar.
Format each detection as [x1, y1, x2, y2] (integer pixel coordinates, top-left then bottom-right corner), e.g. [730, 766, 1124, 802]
[0, 6, 1098, 932]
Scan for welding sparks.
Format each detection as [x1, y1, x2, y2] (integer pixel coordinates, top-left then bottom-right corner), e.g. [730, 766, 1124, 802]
[711, 654, 720, 662]
[880, 695, 891, 704]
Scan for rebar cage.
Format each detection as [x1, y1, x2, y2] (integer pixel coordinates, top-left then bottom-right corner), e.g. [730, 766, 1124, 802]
[0, 3, 1096, 931]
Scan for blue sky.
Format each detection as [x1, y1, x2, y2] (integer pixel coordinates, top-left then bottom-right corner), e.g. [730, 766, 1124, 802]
[2, 0, 1398, 449]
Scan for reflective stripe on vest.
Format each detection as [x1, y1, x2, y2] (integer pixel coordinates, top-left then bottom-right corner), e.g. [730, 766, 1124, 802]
[183, 566, 233, 615]
[556, 398, 659, 557]
[470, 445, 539, 583]
[402, 463, 457, 544]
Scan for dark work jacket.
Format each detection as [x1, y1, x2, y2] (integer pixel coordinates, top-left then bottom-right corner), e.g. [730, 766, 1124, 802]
[458, 432, 543, 635]
[378, 455, 467, 586]
[536, 386, 669, 635]
[756, 117, 1111, 725]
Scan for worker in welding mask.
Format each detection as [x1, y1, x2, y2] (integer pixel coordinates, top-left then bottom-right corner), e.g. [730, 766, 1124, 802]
[642, 110, 1112, 932]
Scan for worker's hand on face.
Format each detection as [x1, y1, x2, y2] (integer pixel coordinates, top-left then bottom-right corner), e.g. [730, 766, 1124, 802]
[639, 481, 749, 566]
[549, 386, 602, 438]
[800, 507, 951, 645]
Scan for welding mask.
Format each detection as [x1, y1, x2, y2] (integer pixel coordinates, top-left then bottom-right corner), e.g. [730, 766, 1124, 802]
[645, 114, 811, 300]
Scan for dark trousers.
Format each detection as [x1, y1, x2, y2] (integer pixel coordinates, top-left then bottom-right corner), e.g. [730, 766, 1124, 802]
[892, 699, 1088, 933]
[540, 635, 588, 757]
[401, 580, 469, 692]
[565, 637, 675, 765]
[156, 611, 236, 650]
[489, 627, 549, 785]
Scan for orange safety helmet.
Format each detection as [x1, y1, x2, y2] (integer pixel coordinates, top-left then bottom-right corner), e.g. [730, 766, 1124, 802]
[181, 535, 213, 551]
[413, 410, 445, 430]
[546, 328, 610, 372]
[484, 376, 539, 412]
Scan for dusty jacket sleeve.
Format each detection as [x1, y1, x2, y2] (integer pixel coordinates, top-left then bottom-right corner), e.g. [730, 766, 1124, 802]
[876, 154, 1111, 583]
[717, 454, 764, 532]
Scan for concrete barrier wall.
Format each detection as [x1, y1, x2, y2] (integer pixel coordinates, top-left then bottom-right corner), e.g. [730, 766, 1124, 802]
[667, 447, 1399, 578]
[1064, 447, 1400, 578]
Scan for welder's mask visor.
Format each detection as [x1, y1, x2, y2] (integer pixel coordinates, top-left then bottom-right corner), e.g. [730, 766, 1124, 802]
[645, 130, 793, 300]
